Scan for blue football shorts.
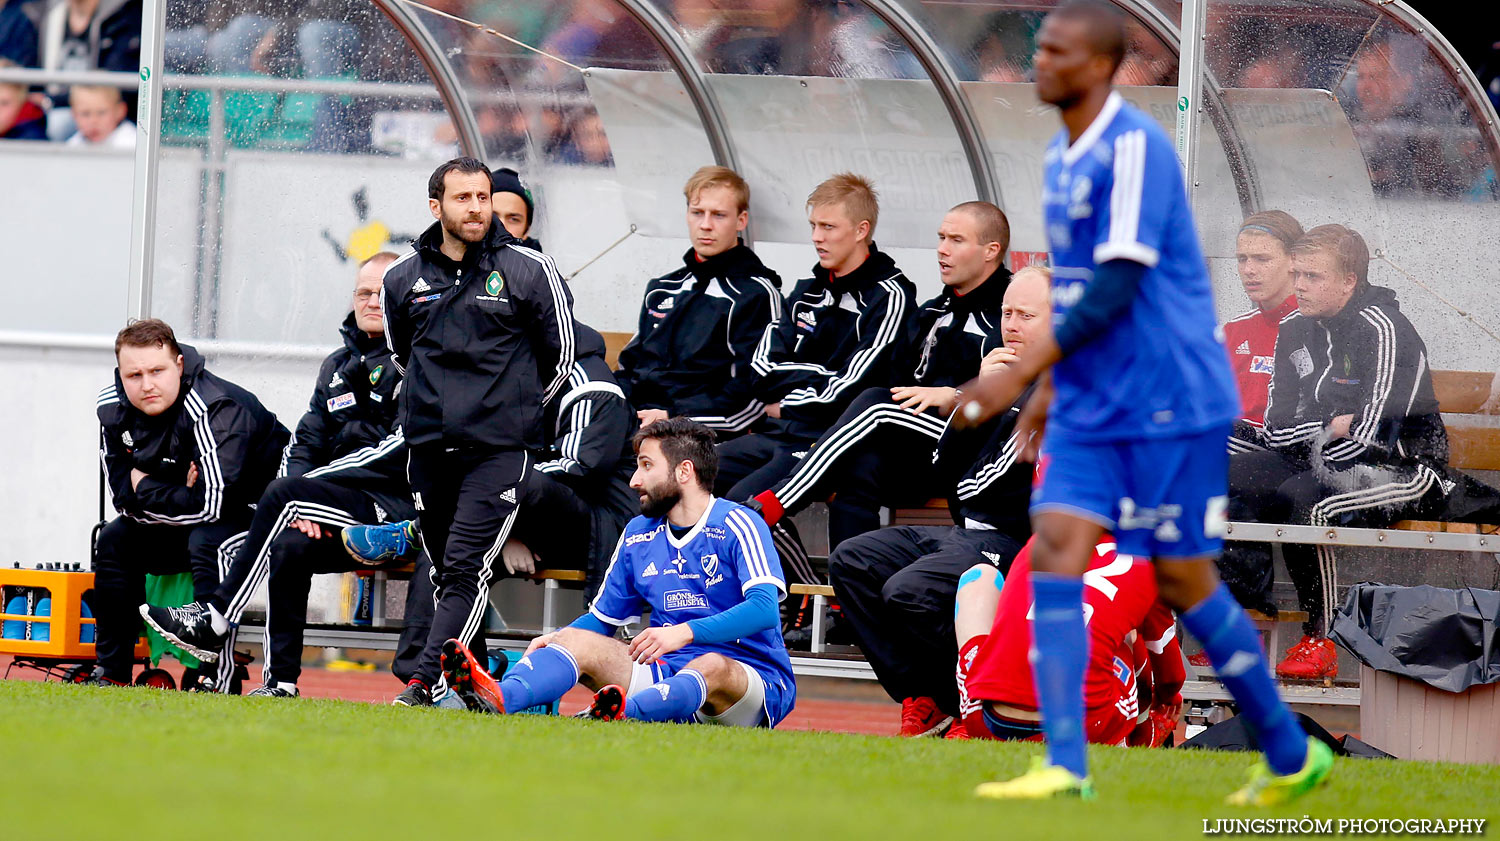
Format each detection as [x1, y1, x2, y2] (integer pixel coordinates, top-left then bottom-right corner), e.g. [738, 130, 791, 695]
[1030, 424, 1230, 559]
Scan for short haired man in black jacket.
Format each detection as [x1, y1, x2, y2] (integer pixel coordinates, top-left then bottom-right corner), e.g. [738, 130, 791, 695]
[1226, 224, 1452, 680]
[379, 157, 576, 706]
[92, 318, 289, 686]
[140, 253, 417, 697]
[614, 165, 783, 435]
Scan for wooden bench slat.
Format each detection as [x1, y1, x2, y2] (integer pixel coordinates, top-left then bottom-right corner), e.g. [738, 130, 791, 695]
[788, 583, 836, 598]
[1433, 370, 1495, 415]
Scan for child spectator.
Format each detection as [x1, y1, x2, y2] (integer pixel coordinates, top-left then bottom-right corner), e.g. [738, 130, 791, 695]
[0, 67, 45, 140]
[65, 83, 133, 147]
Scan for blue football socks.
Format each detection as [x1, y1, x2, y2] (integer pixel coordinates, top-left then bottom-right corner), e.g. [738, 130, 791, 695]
[497, 644, 580, 713]
[625, 669, 708, 723]
[1181, 584, 1307, 775]
[1029, 572, 1090, 777]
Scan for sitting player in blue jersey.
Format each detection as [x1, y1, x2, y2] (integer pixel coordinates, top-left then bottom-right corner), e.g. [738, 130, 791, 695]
[440, 418, 797, 727]
[954, 0, 1331, 806]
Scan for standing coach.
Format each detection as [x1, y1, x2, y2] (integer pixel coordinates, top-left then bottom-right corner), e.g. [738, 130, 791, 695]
[381, 156, 576, 706]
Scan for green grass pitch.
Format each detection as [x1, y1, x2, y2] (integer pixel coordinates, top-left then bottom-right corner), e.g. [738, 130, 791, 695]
[1, 681, 1495, 840]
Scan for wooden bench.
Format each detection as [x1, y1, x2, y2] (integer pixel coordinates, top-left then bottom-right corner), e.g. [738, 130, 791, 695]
[360, 565, 588, 634]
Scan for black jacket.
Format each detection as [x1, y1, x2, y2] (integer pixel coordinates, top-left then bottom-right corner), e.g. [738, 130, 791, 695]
[615, 243, 783, 432]
[932, 383, 1036, 545]
[752, 246, 916, 441]
[1265, 284, 1447, 467]
[536, 325, 637, 579]
[382, 220, 575, 450]
[901, 266, 1011, 388]
[97, 345, 290, 525]
[285, 314, 410, 513]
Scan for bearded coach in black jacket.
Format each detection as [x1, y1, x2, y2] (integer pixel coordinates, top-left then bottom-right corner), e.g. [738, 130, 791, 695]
[380, 157, 576, 706]
[92, 319, 289, 686]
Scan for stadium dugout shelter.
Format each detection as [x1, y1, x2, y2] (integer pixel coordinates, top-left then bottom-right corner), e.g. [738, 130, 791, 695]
[2, 0, 1499, 713]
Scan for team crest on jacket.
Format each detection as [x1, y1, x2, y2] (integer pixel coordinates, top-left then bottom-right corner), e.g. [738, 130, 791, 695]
[485, 271, 504, 296]
[369, 365, 384, 385]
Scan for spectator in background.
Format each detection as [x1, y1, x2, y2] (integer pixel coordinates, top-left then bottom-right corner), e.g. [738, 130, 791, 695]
[0, 60, 45, 139]
[39, 0, 140, 135]
[970, 11, 1034, 82]
[0, 0, 41, 67]
[562, 109, 612, 166]
[65, 83, 132, 147]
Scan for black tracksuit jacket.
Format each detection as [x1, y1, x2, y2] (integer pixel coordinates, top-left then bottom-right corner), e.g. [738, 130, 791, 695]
[536, 325, 637, 572]
[751, 246, 917, 441]
[615, 243, 783, 432]
[900, 266, 1011, 388]
[381, 220, 575, 451]
[98, 345, 290, 525]
[1264, 284, 1447, 467]
[283, 313, 409, 514]
[932, 383, 1037, 546]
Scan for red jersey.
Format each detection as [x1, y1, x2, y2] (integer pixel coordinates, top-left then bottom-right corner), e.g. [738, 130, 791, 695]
[1222, 296, 1297, 425]
[966, 539, 1180, 715]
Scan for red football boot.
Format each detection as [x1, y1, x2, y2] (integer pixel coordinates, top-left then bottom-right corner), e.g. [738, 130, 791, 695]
[587, 684, 628, 721]
[1274, 636, 1338, 680]
[899, 696, 953, 737]
[441, 638, 506, 713]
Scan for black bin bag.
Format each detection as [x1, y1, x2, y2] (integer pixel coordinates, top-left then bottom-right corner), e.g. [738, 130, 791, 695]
[1329, 582, 1500, 693]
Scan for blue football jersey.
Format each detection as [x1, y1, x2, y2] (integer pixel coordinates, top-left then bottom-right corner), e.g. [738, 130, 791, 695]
[589, 497, 796, 693]
[1042, 92, 1239, 442]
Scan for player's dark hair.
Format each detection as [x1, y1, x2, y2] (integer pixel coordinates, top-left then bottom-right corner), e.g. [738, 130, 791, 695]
[633, 418, 718, 492]
[114, 318, 181, 358]
[1052, 0, 1128, 73]
[428, 157, 491, 201]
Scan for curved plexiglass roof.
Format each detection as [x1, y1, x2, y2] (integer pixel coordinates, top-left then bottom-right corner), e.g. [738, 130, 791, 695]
[125, 0, 1500, 368]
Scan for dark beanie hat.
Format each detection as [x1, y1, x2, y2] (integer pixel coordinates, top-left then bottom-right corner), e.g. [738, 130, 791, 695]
[490, 167, 535, 226]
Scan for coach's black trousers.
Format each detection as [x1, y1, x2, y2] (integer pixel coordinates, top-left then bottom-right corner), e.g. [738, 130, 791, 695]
[92, 514, 248, 680]
[407, 445, 529, 689]
[772, 387, 948, 550]
[829, 525, 1021, 715]
[207, 476, 414, 690]
[1227, 448, 1447, 637]
[392, 470, 588, 683]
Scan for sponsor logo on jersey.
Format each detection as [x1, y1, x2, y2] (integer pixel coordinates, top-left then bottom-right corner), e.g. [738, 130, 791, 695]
[642, 561, 658, 577]
[485, 271, 504, 296]
[657, 296, 674, 311]
[670, 555, 687, 575]
[625, 525, 664, 546]
[663, 590, 708, 612]
[412, 277, 431, 293]
[1332, 377, 1361, 386]
[328, 372, 344, 389]
[328, 392, 357, 413]
[1250, 355, 1274, 375]
[1067, 175, 1093, 219]
[1235, 341, 1251, 355]
[369, 365, 384, 385]
[413, 293, 442, 304]
[122, 431, 133, 447]
[500, 487, 517, 504]
[702, 526, 727, 540]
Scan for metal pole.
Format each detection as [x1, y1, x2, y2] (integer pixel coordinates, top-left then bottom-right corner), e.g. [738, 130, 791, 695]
[125, 0, 167, 320]
[373, 0, 486, 160]
[861, 0, 1000, 207]
[1173, 0, 1207, 205]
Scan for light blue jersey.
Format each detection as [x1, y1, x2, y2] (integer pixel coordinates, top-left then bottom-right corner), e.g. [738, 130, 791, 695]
[591, 498, 797, 700]
[1043, 91, 1239, 443]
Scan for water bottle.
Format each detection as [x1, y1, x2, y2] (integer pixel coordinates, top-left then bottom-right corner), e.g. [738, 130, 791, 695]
[2, 593, 27, 640]
[32, 597, 51, 642]
[353, 575, 373, 626]
[79, 599, 95, 644]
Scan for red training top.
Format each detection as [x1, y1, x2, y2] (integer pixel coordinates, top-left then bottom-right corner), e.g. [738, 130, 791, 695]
[966, 538, 1182, 713]
[1223, 295, 1297, 426]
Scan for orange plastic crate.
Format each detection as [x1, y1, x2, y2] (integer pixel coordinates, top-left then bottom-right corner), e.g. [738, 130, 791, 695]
[0, 568, 148, 660]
